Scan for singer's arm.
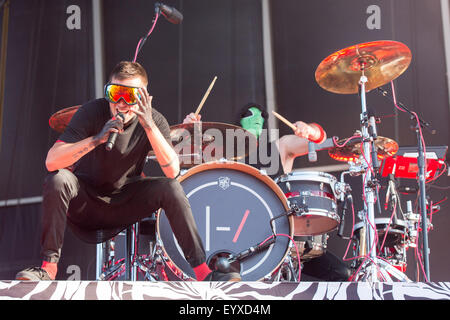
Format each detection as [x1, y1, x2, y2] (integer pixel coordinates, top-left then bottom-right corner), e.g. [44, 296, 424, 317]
[45, 117, 123, 172]
[134, 89, 180, 178]
[142, 123, 180, 178]
[45, 138, 100, 172]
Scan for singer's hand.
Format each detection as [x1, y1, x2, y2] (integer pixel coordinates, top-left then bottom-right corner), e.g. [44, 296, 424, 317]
[94, 117, 124, 144]
[133, 88, 155, 130]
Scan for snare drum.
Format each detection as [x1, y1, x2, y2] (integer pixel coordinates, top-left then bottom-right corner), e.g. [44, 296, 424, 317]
[275, 171, 340, 236]
[157, 161, 293, 281]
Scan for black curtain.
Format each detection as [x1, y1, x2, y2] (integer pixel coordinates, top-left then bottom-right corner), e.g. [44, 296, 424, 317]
[0, 0, 96, 280]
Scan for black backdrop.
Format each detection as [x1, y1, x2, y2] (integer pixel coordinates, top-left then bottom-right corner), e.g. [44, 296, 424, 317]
[0, 0, 448, 281]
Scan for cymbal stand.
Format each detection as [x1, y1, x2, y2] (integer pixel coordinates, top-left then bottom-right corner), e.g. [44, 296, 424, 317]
[352, 67, 408, 282]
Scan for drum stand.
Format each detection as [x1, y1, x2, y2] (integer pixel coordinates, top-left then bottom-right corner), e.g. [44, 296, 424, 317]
[269, 252, 298, 282]
[352, 69, 409, 282]
[97, 222, 170, 281]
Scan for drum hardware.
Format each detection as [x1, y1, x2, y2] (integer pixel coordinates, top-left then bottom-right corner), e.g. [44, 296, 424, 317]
[404, 200, 419, 248]
[316, 40, 412, 282]
[97, 223, 172, 282]
[268, 254, 298, 282]
[269, 204, 306, 234]
[337, 194, 353, 240]
[97, 213, 189, 282]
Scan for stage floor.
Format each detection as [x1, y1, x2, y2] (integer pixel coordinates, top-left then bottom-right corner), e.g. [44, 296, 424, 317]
[1, 280, 450, 300]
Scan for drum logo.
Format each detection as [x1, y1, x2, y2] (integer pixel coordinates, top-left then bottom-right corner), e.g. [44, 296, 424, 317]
[218, 176, 231, 190]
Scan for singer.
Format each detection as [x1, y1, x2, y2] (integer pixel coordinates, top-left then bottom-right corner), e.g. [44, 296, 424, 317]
[15, 61, 240, 282]
[185, 103, 351, 281]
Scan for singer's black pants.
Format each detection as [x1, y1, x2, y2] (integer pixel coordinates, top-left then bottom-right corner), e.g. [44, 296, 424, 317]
[40, 169, 206, 269]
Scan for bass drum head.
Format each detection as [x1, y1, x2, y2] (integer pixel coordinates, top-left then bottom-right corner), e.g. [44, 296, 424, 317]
[157, 161, 292, 281]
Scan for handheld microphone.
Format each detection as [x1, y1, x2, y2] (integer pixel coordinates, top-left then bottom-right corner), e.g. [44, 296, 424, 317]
[308, 141, 317, 162]
[155, 2, 183, 24]
[105, 113, 124, 151]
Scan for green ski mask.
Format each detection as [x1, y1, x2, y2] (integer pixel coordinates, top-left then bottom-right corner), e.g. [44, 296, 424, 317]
[240, 107, 265, 138]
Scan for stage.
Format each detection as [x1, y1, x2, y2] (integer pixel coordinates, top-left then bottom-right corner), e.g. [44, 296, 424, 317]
[1, 280, 450, 300]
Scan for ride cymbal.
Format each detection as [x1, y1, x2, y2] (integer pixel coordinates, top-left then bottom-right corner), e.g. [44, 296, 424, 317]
[315, 40, 412, 94]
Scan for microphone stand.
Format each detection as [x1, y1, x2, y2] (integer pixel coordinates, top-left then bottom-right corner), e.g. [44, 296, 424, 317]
[377, 87, 433, 281]
[132, 8, 161, 62]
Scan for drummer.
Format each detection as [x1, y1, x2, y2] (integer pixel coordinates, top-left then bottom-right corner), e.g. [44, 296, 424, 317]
[183, 103, 326, 176]
[184, 103, 352, 281]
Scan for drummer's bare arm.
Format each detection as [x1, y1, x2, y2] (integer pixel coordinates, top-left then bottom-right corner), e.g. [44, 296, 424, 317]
[276, 122, 327, 173]
[134, 89, 180, 178]
[183, 112, 201, 124]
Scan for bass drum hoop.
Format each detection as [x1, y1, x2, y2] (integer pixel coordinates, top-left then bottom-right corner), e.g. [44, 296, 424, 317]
[155, 160, 293, 281]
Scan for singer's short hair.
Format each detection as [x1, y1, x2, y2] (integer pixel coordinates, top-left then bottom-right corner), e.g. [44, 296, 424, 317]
[109, 61, 148, 86]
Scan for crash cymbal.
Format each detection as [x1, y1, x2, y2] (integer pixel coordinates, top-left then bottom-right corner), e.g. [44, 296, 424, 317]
[49, 105, 80, 133]
[329, 136, 399, 162]
[148, 122, 258, 168]
[315, 40, 412, 94]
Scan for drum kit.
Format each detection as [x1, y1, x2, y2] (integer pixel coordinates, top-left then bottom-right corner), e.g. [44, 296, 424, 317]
[49, 40, 444, 282]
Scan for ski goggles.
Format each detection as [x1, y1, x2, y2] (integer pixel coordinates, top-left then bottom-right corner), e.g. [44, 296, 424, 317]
[104, 83, 142, 105]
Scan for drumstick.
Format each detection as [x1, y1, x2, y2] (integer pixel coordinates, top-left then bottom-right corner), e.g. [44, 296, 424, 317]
[195, 76, 217, 116]
[272, 110, 297, 131]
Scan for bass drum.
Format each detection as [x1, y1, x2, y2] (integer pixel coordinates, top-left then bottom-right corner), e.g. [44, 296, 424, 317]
[156, 161, 293, 281]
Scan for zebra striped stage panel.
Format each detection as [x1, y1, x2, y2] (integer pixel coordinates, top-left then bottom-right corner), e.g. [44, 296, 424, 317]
[1, 281, 450, 300]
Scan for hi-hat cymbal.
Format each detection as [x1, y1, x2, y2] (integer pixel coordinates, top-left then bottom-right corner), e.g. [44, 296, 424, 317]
[315, 40, 412, 94]
[328, 136, 399, 162]
[49, 105, 80, 133]
[148, 122, 258, 168]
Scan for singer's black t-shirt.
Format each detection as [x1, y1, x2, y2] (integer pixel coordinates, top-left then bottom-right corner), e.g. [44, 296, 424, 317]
[58, 98, 172, 196]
